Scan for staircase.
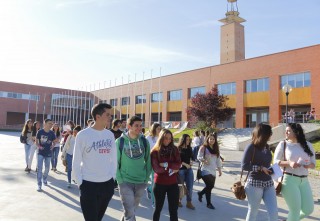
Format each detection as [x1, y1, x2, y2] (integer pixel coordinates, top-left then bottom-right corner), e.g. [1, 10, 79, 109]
[218, 128, 252, 150]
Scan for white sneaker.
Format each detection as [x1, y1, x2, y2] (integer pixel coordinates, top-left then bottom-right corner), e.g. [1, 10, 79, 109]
[37, 186, 42, 192]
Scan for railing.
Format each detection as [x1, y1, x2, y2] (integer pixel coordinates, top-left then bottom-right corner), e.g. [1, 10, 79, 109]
[280, 114, 319, 124]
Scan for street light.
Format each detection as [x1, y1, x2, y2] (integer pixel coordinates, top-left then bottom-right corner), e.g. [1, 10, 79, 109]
[282, 84, 293, 124]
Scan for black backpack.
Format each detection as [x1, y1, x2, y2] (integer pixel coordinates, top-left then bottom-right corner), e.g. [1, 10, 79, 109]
[20, 134, 27, 144]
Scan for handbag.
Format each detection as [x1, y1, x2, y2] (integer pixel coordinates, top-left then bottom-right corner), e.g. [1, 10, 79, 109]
[194, 146, 206, 182]
[20, 134, 27, 144]
[275, 140, 286, 196]
[231, 146, 255, 200]
[178, 183, 187, 199]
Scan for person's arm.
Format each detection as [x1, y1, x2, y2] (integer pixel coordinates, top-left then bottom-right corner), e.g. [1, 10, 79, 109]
[151, 151, 167, 174]
[304, 142, 316, 169]
[145, 140, 152, 182]
[36, 131, 42, 150]
[217, 155, 222, 176]
[115, 139, 123, 184]
[168, 148, 181, 172]
[241, 144, 260, 172]
[72, 134, 84, 187]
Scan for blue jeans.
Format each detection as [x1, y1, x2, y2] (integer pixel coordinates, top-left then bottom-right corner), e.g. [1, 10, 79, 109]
[37, 154, 51, 187]
[119, 182, 147, 221]
[244, 184, 278, 221]
[24, 144, 31, 166]
[66, 154, 73, 183]
[51, 146, 59, 169]
[178, 168, 194, 201]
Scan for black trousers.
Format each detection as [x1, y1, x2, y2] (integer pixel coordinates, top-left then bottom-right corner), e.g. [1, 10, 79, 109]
[153, 183, 179, 221]
[199, 174, 216, 205]
[80, 179, 114, 221]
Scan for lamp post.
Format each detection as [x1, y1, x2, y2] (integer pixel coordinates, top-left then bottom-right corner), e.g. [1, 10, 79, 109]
[282, 84, 293, 124]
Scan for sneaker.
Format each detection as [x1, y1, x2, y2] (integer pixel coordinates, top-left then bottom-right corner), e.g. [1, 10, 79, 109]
[24, 166, 29, 172]
[37, 186, 42, 192]
[146, 189, 151, 200]
[207, 203, 215, 210]
[53, 168, 57, 172]
[67, 183, 71, 188]
[43, 181, 48, 186]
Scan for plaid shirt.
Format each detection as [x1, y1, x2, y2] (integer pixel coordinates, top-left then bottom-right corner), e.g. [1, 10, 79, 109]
[247, 165, 274, 188]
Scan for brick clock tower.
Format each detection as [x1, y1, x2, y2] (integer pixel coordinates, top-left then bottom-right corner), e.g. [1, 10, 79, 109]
[219, 0, 246, 64]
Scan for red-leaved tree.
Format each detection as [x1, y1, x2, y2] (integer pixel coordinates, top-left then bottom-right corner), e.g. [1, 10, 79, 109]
[187, 87, 232, 127]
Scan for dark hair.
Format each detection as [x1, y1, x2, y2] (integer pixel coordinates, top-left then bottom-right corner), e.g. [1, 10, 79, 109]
[22, 119, 33, 136]
[112, 119, 121, 129]
[127, 116, 142, 126]
[32, 121, 40, 136]
[203, 133, 220, 156]
[44, 119, 52, 123]
[67, 120, 75, 129]
[177, 134, 191, 150]
[288, 123, 313, 156]
[251, 123, 272, 150]
[121, 118, 126, 123]
[51, 124, 61, 137]
[200, 130, 205, 136]
[150, 123, 161, 137]
[151, 129, 177, 159]
[87, 118, 93, 125]
[194, 131, 200, 137]
[73, 125, 82, 132]
[91, 103, 112, 121]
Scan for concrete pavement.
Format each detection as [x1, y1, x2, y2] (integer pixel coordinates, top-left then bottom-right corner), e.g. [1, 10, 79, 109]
[0, 131, 319, 221]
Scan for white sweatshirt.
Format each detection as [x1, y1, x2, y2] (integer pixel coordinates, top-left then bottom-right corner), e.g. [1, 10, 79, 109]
[72, 127, 117, 186]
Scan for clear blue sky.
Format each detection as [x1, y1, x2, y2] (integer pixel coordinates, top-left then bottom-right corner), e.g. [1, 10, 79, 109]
[0, 0, 319, 90]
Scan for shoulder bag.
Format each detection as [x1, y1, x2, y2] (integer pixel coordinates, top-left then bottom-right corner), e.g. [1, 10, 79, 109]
[275, 140, 286, 195]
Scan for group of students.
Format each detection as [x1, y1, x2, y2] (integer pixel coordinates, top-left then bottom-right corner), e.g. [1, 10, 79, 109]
[241, 123, 316, 221]
[21, 102, 316, 221]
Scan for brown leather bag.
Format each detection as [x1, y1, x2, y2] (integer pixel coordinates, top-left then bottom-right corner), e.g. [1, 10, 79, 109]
[275, 141, 286, 196]
[231, 146, 255, 200]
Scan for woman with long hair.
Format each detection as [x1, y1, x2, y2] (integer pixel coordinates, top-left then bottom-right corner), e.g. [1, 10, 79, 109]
[146, 122, 161, 207]
[197, 132, 222, 210]
[51, 123, 61, 172]
[151, 129, 181, 221]
[177, 134, 195, 209]
[242, 123, 277, 221]
[27, 121, 41, 172]
[21, 119, 33, 171]
[274, 123, 316, 221]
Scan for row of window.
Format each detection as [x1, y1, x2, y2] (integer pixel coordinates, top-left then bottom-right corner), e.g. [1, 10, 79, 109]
[218, 72, 310, 95]
[0, 91, 40, 101]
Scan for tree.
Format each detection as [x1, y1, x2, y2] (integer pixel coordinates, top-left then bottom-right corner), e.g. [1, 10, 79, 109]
[187, 87, 233, 128]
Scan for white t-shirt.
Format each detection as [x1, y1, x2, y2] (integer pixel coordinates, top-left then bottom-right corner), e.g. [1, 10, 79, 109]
[72, 127, 117, 186]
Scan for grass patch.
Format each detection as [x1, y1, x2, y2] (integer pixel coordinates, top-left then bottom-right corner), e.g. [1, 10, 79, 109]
[310, 140, 320, 171]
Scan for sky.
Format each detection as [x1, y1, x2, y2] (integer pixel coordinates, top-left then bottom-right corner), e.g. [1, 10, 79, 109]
[0, 0, 319, 91]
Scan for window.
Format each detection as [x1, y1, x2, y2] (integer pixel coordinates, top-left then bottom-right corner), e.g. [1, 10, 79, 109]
[0, 91, 39, 101]
[121, 97, 130, 106]
[217, 82, 236, 95]
[168, 90, 182, 101]
[169, 112, 182, 121]
[189, 86, 205, 98]
[151, 92, 163, 102]
[110, 98, 118, 106]
[245, 78, 269, 93]
[135, 95, 146, 104]
[280, 72, 311, 88]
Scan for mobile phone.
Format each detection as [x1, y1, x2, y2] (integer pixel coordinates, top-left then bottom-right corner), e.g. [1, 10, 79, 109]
[267, 166, 274, 175]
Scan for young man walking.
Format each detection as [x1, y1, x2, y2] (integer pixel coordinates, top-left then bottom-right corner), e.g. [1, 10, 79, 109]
[73, 103, 117, 221]
[36, 119, 56, 191]
[116, 116, 152, 221]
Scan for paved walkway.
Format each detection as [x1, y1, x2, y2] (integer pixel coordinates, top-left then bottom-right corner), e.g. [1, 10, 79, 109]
[0, 132, 319, 221]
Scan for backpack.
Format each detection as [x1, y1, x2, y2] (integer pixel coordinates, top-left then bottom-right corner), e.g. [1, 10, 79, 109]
[20, 134, 27, 144]
[118, 136, 148, 170]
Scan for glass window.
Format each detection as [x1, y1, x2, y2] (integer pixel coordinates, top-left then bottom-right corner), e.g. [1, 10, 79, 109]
[257, 79, 264, 91]
[217, 82, 236, 95]
[245, 78, 269, 93]
[110, 98, 118, 106]
[121, 97, 130, 106]
[265, 78, 269, 91]
[246, 81, 251, 93]
[151, 92, 163, 102]
[169, 112, 182, 121]
[251, 79, 257, 92]
[168, 90, 182, 101]
[135, 95, 146, 104]
[189, 86, 205, 98]
[304, 72, 310, 87]
[280, 72, 311, 89]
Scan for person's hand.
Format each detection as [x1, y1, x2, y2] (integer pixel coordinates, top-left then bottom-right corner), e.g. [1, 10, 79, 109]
[289, 161, 300, 168]
[173, 169, 179, 173]
[261, 167, 272, 175]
